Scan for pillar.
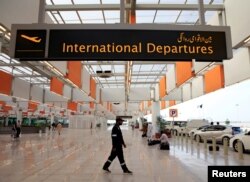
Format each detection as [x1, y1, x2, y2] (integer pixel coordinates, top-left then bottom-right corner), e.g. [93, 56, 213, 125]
[16, 108, 22, 124]
[50, 113, 55, 125]
[152, 101, 160, 134]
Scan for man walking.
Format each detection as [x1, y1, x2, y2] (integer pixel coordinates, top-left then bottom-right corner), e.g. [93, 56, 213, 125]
[103, 117, 133, 174]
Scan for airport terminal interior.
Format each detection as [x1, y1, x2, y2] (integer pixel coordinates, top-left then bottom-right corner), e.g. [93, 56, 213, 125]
[1, 0, 250, 181]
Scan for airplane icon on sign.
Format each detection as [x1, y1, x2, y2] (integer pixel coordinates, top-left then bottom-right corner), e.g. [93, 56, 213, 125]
[21, 34, 41, 43]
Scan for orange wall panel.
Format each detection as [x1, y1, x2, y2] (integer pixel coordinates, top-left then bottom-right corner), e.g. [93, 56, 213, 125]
[169, 100, 176, 107]
[0, 70, 13, 95]
[0, 101, 6, 106]
[67, 61, 82, 88]
[204, 65, 224, 94]
[68, 101, 77, 111]
[90, 77, 96, 100]
[161, 101, 166, 109]
[176, 62, 194, 87]
[159, 76, 166, 98]
[147, 101, 152, 107]
[89, 102, 95, 109]
[50, 77, 64, 95]
[3, 105, 12, 112]
[28, 101, 38, 112]
[141, 102, 144, 111]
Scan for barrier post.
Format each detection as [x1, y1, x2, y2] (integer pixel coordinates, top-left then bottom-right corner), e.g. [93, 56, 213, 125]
[204, 137, 207, 150]
[238, 140, 244, 160]
[39, 129, 42, 137]
[196, 135, 200, 147]
[185, 133, 189, 144]
[191, 133, 194, 145]
[171, 130, 174, 139]
[223, 138, 228, 155]
[212, 137, 216, 152]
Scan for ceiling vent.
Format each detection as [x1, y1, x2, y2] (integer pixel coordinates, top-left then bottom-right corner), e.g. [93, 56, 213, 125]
[96, 70, 113, 78]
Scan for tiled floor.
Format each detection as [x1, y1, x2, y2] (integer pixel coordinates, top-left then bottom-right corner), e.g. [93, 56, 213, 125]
[0, 126, 250, 182]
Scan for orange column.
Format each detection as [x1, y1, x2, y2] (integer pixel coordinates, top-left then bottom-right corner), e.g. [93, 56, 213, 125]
[28, 101, 38, 112]
[169, 100, 176, 107]
[50, 77, 64, 95]
[159, 76, 167, 98]
[66, 61, 82, 88]
[204, 65, 224, 94]
[90, 77, 96, 100]
[176, 62, 194, 87]
[89, 102, 95, 109]
[68, 101, 77, 111]
[161, 101, 166, 109]
[0, 70, 13, 95]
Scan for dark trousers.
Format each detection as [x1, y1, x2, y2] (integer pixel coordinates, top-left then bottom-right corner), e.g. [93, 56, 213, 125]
[16, 128, 21, 138]
[103, 147, 128, 171]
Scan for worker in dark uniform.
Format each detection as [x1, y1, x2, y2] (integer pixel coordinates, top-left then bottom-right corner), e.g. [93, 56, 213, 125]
[103, 117, 133, 174]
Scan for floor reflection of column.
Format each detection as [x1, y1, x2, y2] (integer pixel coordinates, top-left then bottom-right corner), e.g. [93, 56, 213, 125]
[191, 142, 194, 156]
[212, 152, 217, 165]
[204, 148, 208, 161]
[185, 139, 189, 153]
[197, 145, 200, 159]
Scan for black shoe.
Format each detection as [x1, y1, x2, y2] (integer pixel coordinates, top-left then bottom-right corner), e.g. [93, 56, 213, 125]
[103, 167, 111, 173]
[123, 170, 133, 174]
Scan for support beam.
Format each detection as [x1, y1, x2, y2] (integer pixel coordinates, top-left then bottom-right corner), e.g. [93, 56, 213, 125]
[98, 81, 158, 85]
[91, 73, 165, 77]
[38, 0, 46, 23]
[120, 0, 125, 24]
[45, 4, 224, 11]
[14, 75, 47, 78]
[0, 63, 43, 67]
[198, 0, 206, 25]
[82, 61, 175, 65]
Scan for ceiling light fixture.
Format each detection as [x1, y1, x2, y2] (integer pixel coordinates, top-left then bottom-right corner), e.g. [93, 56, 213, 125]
[244, 36, 250, 43]
[0, 25, 6, 32]
[96, 70, 113, 78]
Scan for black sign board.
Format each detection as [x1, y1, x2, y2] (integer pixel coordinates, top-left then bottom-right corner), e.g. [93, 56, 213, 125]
[11, 24, 232, 61]
[14, 30, 46, 59]
[48, 29, 227, 61]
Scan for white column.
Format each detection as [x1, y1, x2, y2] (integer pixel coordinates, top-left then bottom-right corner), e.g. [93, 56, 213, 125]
[16, 108, 23, 123]
[138, 117, 142, 130]
[152, 101, 160, 134]
[50, 114, 55, 125]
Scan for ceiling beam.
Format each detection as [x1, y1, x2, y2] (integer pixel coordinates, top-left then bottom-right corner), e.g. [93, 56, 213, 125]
[0, 62, 43, 67]
[14, 74, 46, 78]
[82, 61, 175, 65]
[45, 4, 224, 11]
[97, 81, 158, 85]
[90, 72, 164, 77]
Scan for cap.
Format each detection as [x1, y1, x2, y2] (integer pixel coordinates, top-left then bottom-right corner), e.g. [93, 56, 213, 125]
[116, 117, 125, 122]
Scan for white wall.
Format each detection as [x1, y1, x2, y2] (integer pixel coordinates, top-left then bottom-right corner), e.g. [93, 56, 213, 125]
[191, 76, 204, 98]
[0, 0, 53, 29]
[129, 87, 150, 101]
[102, 88, 125, 101]
[225, 0, 250, 47]
[12, 78, 30, 100]
[224, 48, 250, 86]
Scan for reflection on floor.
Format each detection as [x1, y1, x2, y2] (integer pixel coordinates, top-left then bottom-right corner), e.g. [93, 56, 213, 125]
[0, 126, 250, 182]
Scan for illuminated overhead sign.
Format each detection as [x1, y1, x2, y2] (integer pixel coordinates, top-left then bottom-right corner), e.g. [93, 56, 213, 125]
[11, 24, 232, 61]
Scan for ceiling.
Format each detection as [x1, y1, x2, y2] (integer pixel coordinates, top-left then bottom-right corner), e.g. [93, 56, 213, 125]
[0, 0, 226, 117]
[0, 0, 225, 90]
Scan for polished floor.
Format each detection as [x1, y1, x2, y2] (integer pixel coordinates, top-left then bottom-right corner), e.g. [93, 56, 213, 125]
[0, 126, 250, 182]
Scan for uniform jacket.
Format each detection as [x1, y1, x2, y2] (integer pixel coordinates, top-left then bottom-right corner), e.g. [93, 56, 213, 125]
[111, 124, 125, 148]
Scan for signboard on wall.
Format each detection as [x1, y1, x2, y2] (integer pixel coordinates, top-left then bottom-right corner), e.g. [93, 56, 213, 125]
[169, 109, 178, 117]
[11, 24, 233, 61]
